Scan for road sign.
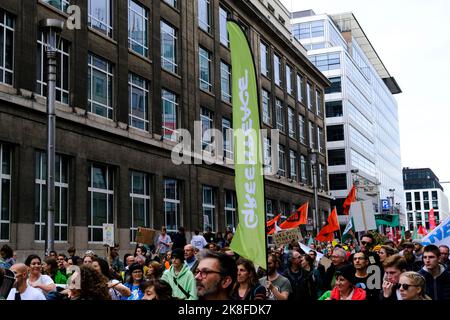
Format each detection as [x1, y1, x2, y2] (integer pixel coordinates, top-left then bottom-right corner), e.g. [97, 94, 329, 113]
[381, 199, 390, 211]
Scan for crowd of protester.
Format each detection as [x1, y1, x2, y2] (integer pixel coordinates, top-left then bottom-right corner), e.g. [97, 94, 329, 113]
[1, 226, 450, 301]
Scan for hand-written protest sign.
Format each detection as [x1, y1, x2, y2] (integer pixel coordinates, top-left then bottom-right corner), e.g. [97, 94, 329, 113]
[273, 228, 303, 247]
[421, 215, 450, 247]
[135, 227, 157, 245]
[102, 224, 114, 247]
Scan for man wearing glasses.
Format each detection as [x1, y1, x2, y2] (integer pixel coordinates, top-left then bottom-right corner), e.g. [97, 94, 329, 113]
[358, 233, 380, 267]
[353, 252, 381, 300]
[195, 250, 237, 300]
[6, 263, 46, 300]
[323, 247, 349, 291]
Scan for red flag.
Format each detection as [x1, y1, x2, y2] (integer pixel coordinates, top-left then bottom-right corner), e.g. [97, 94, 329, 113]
[279, 203, 309, 229]
[429, 208, 437, 230]
[343, 185, 356, 215]
[266, 223, 276, 235]
[267, 214, 281, 228]
[315, 208, 340, 242]
[418, 225, 428, 236]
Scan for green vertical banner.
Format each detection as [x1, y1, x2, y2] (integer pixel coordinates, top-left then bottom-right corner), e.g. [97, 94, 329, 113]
[228, 21, 266, 270]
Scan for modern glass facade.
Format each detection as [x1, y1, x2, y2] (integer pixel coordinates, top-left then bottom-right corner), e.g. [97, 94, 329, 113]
[292, 12, 405, 220]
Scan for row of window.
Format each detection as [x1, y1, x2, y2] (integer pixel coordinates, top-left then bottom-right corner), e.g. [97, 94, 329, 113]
[407, 211, 440, 231]
[262, 139, 326, 188]
[406, 191, 439, 211]
[260, 41, 324, 117]
[0, 144, 240, 241]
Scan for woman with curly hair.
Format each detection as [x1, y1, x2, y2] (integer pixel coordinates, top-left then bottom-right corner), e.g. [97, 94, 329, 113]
[68, 265, 111, 300]
[92, 257, 131, 300]
[231, 258, 266, 300]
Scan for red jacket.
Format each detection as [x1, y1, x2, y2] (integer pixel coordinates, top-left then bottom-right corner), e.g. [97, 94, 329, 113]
[330, 286, 366, 300]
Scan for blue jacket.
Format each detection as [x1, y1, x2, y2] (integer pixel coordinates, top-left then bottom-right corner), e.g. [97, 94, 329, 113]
[418, 264, 450, 300]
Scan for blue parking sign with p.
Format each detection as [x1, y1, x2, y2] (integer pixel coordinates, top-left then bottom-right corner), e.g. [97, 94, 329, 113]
[381, 199, 390, 211]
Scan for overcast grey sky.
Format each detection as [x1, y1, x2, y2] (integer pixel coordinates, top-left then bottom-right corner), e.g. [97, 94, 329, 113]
[281, 0, 450, 201]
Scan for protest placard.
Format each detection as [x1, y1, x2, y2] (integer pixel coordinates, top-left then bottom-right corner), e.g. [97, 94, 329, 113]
[102, 224, 114, 247]
[273, 228, 303, 247]
[350, 200, 377, 232]
[135, 227, 157, 245]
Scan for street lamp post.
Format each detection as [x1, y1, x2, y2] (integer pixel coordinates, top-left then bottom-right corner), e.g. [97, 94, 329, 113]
[39, 18, 64, 257]
[309, 148, 320, 235]
[389, 188, 396, 239]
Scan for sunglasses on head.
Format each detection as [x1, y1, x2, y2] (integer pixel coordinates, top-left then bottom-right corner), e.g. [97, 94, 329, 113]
[398, 283, 419, 290]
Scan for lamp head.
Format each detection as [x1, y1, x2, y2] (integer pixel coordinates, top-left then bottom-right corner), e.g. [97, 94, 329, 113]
[39, 18, 64, 51]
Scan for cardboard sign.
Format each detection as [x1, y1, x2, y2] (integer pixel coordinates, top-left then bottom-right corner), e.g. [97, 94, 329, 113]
[273, 228, 303, 247]
[135, 227, 157, 245]
[319, 256, 332, 271]
[350, 200, 377, 232]
[102, 224, 115, 247]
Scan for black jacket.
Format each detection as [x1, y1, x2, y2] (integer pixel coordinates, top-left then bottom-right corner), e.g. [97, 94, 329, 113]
[283, 267, 316, 301]
[171, 232, 187, 250]
[418, 265, 450, 300]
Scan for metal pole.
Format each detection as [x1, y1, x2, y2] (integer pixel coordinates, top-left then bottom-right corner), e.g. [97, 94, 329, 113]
[45, 49, 57, 256]
[312, 163, 319, 236]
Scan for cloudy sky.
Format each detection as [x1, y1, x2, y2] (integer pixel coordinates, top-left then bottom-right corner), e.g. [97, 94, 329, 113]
[280, 0, 450, 201]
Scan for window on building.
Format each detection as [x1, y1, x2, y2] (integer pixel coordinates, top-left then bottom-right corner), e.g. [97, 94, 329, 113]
[292, 21, 324, 39]
[329, 173, 347, 190]
[423, 191, 430, 210]
[297, 74, 304, 103]
[276, 99, 285, 133]
[225, 190, 236, 229]
[266, 198, 274, 220]
[130, 171, 151, 242]
[198, 0, 211, 33]
[0, 144, 11, 240]
[219, 6, 229, 47]
[222, 118, 233, 160]
[88, 53, 113, 119]
[432, 191, 438, 209]
[325, 77, 342, 94]
[128, 73, 149, 131]
[309, 53, 340, 72]
[318, 127, 324, 153]
[263, 138, 272, 175]
[299, 114, 306, 144]
[289, 149, 297, 181]
[128, 0, 148, 56]
[88, 0, 112, 37]
[220, 61, 231, 103]
[274, 53, 282, 87]
[36, 33, 69, 104]
[309, 121, 315, 148]
[326, 101, 343, 117]
[163, 0, 177, 8]
[0, 10, 13, 85]
[277, 144, 286, 177]
[316, 90, 323, 117]
[202, 186, 215, 231]
[327, 125, 344, 141]
[88, 163, 114, 242]
[286, 64, 292, 95]
[406, 192, 411, 202]
[300, 155, 307, 183]
[162, 89, 179, 141]
[199, 47, 212, 92]
[328, 149, 346, 166]
[262, 89, 271, 125]
[164, 179, 180, 232]
[201, 107, 213, 151]
[34, 151, 69, 242]
[319, 163, 325, 189]
[43, 0, 70, 11]
[161, 20, 178, 74]
[307, 82, 313, 110]
[288, 108, 296, 139]
[260, 41, 269, 77]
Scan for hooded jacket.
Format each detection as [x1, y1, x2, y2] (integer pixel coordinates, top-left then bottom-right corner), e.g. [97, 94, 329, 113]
[329, 286, 366, 300]
[418, 264, 450, 300]
[161, 263, 198, 300]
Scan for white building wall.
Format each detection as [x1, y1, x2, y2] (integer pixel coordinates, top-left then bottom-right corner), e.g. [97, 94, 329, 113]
[291, 13, 405, 219]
